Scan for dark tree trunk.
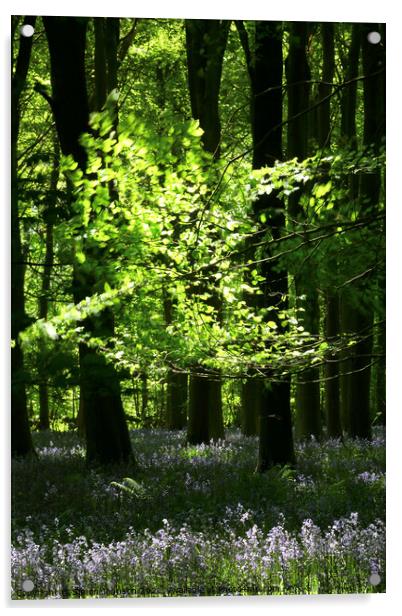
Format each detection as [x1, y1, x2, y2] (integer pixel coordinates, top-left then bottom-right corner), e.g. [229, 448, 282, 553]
[94, 18, 108, 109]
[163, 289, 188, 430]
[187, 373, 210, 445]
[253, 22, 295, 469]
[374, 322, 386, 425]
[11, 16, 37, 457]
[44, 16, 133, 465]
[185, 19, 229, 444]
[339, 24, 361, 434]
[236, 21, 295, 468]
[317, 24, 335, 147]
[141, 372, 148, 421]
[77, 394, 85, 437]
[185, 20, 229, 157]
[240, 376, 260, 436]
[286, 22, 311, 161]
[257, 381, 295, 472]
[94, 17, 120, 108]
[341, 24, 385, 440]
[286, 22, 321, 441]
[166, 371, 188, 430]
[38, 137, 60, 431]
[340, 25, 361, 147]
[324, 293, 343, 438]
[316, 24, 342, 438]
[347, 23, 385, 439]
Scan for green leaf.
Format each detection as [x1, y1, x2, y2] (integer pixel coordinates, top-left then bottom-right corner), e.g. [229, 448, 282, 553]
[41, 322, 58, 340]
[314, 181, 332, 199]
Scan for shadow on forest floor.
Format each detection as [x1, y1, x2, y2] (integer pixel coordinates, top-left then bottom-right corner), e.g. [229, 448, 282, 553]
[12, 427, 385, 546]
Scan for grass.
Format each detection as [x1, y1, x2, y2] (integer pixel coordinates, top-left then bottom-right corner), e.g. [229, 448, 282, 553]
[11, 427, 385, 599]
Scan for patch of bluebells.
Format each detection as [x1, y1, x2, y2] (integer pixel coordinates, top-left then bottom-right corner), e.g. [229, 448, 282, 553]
[12, 427, 385, 597]
[11, 511, 385, 598]
[356, 471, 385, 485]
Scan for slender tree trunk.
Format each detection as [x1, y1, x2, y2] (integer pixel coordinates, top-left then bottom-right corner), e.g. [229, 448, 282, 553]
[11, 16, 37, 457]
[374, 322, 386, 425]
[235, 21, 295, 468]
[253, 22, 295, 469]
[37, 137, 60, 431]
[76, 393, 85, 436]
[141, 372, 148, 421]
[315, 24, 343, 438]
[44, 16, 133, 465]
[163, 290, 188, 429]
[185, 20, 229, 444]
[324, 294, 343, 437]
[185, 20, 229, 158]
[286, 22, 321, 441]
[187, 373, 210, 444]
[240, 377, 260, 436]
[166, 371, 188, 430]
[235, 21, 260, 436]
[346, 23, 385, 439]
[339, 24, 361, 434]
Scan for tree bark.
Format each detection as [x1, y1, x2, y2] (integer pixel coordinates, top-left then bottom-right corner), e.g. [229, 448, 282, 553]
[286, 22, 322, 441]
[162, 268, 188, 432]
[38, 137, 60, 431]
[240, 376, 260, 436]
[166, 371, 188, 430]
[44, 16, 134, 465]
[236, 21, 295, 468]
[11, 16, 37, 457]
[339, 24, 361, 434]
[315, 24, 343, 438]
[185, 19, 229, 444]
[347, 23, 384, 439]
[185, 20, 229, 158]
[374, 322, 386, 425]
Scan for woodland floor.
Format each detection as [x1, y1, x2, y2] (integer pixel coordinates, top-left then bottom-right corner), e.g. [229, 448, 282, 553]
[11, 427, 385, 599]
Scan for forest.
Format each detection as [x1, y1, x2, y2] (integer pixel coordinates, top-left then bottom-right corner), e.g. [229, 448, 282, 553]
[11, 16, 385, 599]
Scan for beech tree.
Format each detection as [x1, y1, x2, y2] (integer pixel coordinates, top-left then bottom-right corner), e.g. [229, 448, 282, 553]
[286, 22, 321, 440]
[43, 16, 134, 464]
[236, 20, 295, 469]
[185, 19, 230, 444]
[11, 16, 37, 457]
[345, 23, 385, 439]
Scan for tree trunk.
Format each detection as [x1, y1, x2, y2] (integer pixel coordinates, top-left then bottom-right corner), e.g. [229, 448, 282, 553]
[257, 381, 294, 471]
[38, 137, 60, 431]
[44, 16, 134, 465]
[185, 20, 229, 158]
[166, 371, 188, 430]
[141, 372, 148, 421]
[339, 24, 361, 434]
[236, 21, 295, 468]
[340, 25, 361, 147]
[187, 373, 210, 445]
[347, 23, 385, 439]
[240, 376, 260, 436]
[185, 19, 229, 444]
[315, 24, 343, 438]
[287, 22, 322, 441]
[324, 293, 343, 437]
[163, 290, 188, 430]
[11, 16, 37, 457]
[374, 322, 386, 425]
[77, 394, 85, 437]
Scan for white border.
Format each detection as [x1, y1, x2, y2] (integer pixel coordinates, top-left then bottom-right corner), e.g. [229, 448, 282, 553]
[2, 1, 400, 614]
